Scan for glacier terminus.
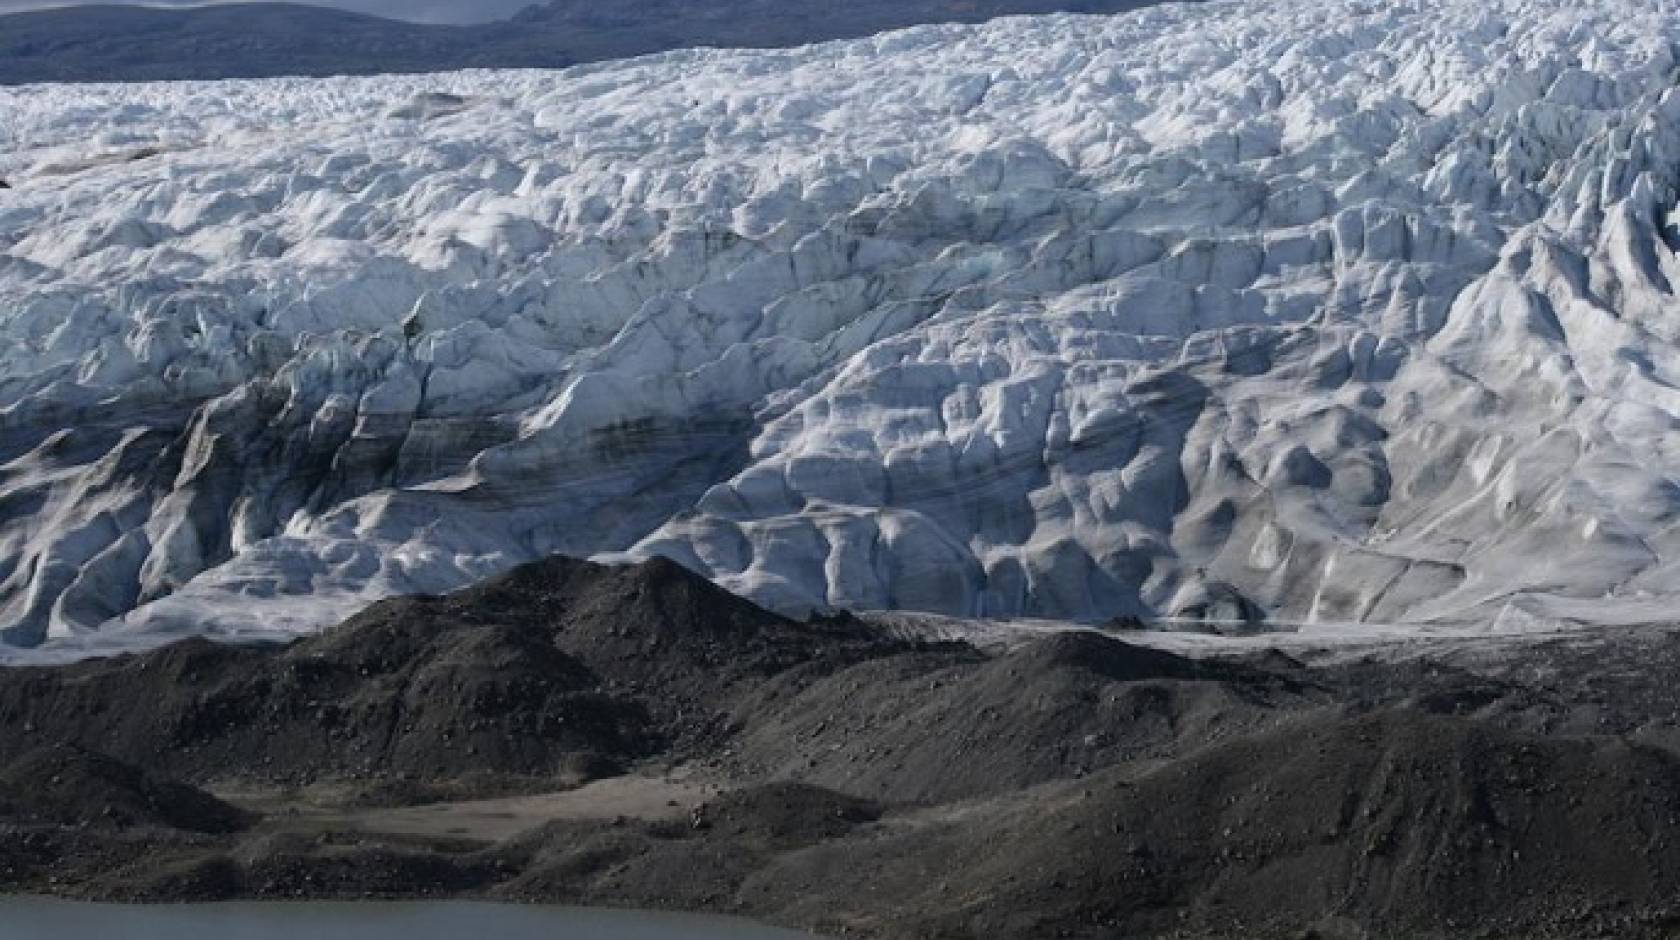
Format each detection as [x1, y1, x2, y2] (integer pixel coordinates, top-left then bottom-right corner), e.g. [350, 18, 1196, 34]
[2, 0, 1680, 655]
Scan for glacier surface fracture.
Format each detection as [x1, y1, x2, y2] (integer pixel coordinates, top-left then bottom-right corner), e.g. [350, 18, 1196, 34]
[3, 0, 1680, 653]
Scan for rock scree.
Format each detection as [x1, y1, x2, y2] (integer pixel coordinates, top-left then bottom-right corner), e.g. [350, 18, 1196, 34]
[4, 556, 1680, 937]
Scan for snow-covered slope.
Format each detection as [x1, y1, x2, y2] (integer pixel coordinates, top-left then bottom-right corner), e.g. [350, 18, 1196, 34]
[2, 0, 1680, 654]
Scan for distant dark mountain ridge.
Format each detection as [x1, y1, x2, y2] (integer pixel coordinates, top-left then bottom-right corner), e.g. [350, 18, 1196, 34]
[0, 3, 546, 84]
[0, 0, 1178, 85]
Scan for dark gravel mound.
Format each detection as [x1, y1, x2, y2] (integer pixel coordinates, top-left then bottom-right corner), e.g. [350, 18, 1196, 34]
[733, 629, 1317, 803]
[410, 555, 888, 700]
[327, 554, 906, 751]
[769, 709, 1680, 939]
[472, 707, 1680, 938]
[0, 744, 250, 834]
[1011, 629, 1299, 686]
[692, 782, 882, 848]
[0, 619, 647, 786]
[0, 555, 905, 787]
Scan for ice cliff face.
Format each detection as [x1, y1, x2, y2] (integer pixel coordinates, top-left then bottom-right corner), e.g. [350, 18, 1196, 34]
[2, 0, 1680, 653]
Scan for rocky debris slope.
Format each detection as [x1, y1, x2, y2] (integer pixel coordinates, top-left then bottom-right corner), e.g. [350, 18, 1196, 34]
[728, 630, 1316, 803]
[7, 558, 1680, 936]
[0, 555, 1312, 799]
[0, 556, 912, 786]
[746, 710, 1680, 939]
[5, 0, 1680, 652]
[0, 744, 250, 834]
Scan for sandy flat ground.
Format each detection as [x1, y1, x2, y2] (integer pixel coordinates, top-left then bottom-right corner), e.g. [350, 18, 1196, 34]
[218, 772, 728, 845]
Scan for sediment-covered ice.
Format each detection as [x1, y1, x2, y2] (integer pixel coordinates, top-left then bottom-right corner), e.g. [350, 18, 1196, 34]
[3, 0, 1680, 654]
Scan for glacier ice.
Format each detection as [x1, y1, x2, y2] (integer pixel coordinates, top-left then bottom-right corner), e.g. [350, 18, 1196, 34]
[4, 0, 1680, 655]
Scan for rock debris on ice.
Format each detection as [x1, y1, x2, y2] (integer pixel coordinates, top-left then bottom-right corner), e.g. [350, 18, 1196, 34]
[2, 0, 1680, 653]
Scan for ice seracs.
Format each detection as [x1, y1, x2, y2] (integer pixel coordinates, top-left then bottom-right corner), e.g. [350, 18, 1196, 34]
[2, 0, 1680, 655]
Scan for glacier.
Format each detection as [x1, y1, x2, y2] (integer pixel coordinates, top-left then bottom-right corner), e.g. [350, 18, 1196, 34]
[3, 0, 1680, 655]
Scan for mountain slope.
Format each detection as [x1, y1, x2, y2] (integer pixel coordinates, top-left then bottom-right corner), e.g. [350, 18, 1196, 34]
[0, 0, 1177, 85]
[2, 0, 1680, 654]
[0, 4, 514, 84]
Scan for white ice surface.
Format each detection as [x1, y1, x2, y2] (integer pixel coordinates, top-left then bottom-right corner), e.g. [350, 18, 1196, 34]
[4, 0, 1680, 658]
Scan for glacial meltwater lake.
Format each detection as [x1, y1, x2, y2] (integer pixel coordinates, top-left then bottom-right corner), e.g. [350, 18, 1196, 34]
[0, 897, 821, 939]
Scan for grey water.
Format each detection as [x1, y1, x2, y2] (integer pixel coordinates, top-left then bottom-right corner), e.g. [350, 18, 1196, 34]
[0, 897, 821, 939]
